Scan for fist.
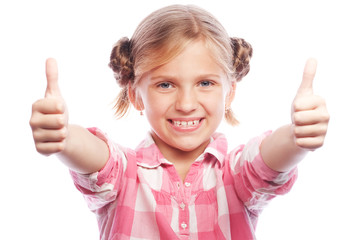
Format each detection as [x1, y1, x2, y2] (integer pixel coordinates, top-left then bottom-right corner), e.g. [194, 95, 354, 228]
[291, 59, 330, 150]
[29, 58, 69, 155]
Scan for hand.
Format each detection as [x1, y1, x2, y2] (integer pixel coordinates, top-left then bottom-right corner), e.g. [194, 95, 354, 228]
[30, 58, 69, 155]
[291, 58, 330, 150]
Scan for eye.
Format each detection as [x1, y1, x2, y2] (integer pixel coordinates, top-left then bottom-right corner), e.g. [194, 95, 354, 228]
[157, 82, 173, 89]
[199, 80, 214, 87]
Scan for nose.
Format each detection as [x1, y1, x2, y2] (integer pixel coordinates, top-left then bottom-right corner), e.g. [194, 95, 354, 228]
[175, 88, 198, 113]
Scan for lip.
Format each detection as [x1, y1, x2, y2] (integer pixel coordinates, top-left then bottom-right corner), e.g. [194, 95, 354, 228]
[167, 118, 204, 132]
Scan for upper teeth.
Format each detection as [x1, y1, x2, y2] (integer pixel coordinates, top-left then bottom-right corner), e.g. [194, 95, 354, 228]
[173, 120, 200, 127]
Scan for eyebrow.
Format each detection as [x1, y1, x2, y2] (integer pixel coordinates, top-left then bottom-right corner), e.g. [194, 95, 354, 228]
[150, 74, 221, 81]
[196, 74, 221, 80]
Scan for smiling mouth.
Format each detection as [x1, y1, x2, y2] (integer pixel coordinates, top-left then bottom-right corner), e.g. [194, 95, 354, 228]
[168, 119, 203, 128]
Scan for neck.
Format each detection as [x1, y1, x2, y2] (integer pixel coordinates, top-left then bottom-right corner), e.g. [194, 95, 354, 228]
[156, 139, 208, 164]
[151, 133, 210, 181]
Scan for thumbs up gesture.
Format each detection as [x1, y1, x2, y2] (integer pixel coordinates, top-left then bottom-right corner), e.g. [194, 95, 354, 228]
[291, 59, 330, 150]
[30, 58, 69, 155]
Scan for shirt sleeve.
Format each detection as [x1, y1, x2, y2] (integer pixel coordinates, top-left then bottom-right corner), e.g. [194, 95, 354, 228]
[230, 131, 298, 216]
[69, 127, 128, 212]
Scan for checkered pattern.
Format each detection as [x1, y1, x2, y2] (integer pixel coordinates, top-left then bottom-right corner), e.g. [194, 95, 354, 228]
[70, 128, 297, 240]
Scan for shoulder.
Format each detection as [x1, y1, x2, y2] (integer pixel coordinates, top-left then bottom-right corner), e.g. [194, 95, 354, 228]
[223, 130, 272, 168]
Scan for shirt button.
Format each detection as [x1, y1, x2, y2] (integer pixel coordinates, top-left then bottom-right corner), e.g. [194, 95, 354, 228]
[184, 182, 191, 187]
[180, 202, 185, 210]
[181, 222, 187, 229]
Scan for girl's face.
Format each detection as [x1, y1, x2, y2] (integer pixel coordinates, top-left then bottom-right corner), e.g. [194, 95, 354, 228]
[135, 39, 234, 161]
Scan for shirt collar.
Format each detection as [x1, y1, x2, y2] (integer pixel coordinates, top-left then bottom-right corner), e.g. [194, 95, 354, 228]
[202, 132, 228, 167]
[135, 132, 228, 168]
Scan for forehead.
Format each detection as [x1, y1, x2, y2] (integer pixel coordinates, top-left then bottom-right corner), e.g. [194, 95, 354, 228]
[136, 37, 230, 74]
[147, 40, 230, 81]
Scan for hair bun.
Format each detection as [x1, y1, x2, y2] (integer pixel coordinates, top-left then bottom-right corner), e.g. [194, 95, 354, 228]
[231, 37, 253, 81]
[109, 37, 134, 87]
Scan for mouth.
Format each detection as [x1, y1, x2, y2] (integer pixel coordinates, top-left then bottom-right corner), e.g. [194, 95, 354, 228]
[168, 118, 203, 128]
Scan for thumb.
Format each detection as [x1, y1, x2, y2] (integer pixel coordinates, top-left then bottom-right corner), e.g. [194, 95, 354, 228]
[297, 58, 317, 95]
[45, 58, 61, 98]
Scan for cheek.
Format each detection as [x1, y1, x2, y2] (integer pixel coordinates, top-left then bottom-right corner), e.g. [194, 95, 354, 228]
[215, 101, 226, 117]
[142, 92, 170, 116]
[202, 92, 227, 115]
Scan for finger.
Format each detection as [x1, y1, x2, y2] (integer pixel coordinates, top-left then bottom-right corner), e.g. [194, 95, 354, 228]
[293, 108, 330, 126]
[33, 128, 68, 143]
[32, 98, 65, 114]
[35, 141, 66, 155]
[292, 95, 325, 112]
[45, 58, 61, 98]
[293, 110, 320, 126]
[30, 113, 67, 130]
[292, 101, 329, 126]
[295, 136, 325, 150]
[297, 58, 317, 95]
[293, 123, 328, 138]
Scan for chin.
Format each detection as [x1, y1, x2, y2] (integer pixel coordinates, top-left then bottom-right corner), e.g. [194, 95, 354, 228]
[172, 139, 208, 152]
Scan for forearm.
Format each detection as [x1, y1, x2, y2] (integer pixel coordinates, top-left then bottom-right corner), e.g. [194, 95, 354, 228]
[56, 124, 109, 174]
[260, 124, 307, 172]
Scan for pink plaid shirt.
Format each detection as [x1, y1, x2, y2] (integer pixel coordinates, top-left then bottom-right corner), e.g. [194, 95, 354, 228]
[70, 128, 297, 240]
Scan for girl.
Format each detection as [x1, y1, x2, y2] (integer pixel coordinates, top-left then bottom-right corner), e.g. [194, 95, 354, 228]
[30, 4, 329, 240]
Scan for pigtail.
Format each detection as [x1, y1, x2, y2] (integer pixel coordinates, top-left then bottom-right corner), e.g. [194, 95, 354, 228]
[231, 37, 253, 82]
[109, 37, 135, 118]
[225, 108, 239, 126]
[224, 38, 253, 126]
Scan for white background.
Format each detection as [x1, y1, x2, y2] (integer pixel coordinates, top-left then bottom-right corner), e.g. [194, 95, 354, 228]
[1, 0, 359, 239]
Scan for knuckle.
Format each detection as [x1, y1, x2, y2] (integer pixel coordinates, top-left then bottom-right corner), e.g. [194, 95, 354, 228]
[292, 101, 301, 111]
[321, 111, 330, 122]
[316, 137, 325, 148]
[319, 124, 328, 135]
[32, 100, 41, 112]
[316, 96, 326, 105]
[35, 142, 45, 153]
[313, 142, 323, 149]
[56, 103, 64, 113]
[57, 115, 65, 127]
[59, 128, 68, 139]
[51, 141, 65, 154]
[295, 138, 303, 147]
[29, 117, 37, 128]
[293, 113, 302, 125]
[32, 130, 41, 141]
[295, 138, 305, 148]
[57, 141, 66, 152]
[293, 126, 301, 137]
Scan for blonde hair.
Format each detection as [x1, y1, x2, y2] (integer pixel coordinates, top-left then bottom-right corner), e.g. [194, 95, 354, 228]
[109, 4, 252, 125]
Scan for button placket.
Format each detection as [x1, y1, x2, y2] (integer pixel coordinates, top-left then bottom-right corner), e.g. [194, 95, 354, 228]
[181, 222, 187, 230]
[179, 202, 186, 210]
[177, 184, 190, 234]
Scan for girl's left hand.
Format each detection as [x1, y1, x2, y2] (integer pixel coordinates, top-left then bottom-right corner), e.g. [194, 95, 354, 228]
[291, 59, 330, 150]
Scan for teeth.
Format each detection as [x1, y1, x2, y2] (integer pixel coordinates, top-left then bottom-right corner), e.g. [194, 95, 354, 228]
[173, 120, 200, 127]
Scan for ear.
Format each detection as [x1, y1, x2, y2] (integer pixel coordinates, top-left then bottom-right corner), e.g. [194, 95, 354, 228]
[225, 81, 236, 109]
[128, 83, 144, 111]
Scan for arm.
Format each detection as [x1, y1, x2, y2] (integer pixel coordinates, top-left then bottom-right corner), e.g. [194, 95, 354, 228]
[30, 58, 109, 174]
[260, 124, 307, 172]
[260, 59, 330, 172]
[56, 124, 109, 174]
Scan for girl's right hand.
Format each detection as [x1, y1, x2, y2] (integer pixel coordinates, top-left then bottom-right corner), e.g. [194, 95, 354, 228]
[30, 58, 69, 156]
